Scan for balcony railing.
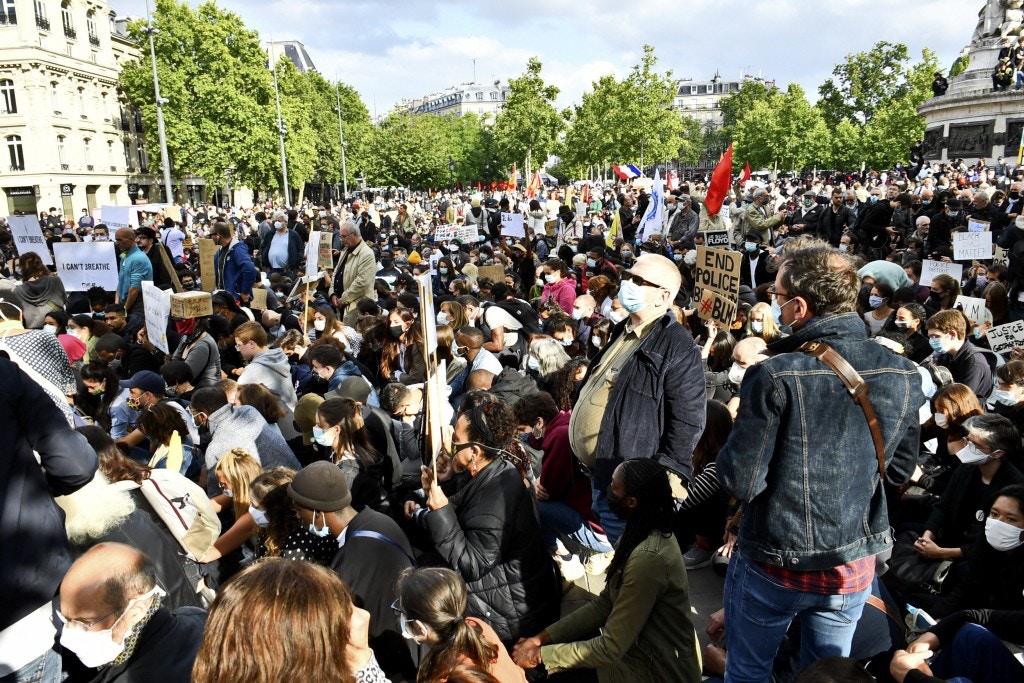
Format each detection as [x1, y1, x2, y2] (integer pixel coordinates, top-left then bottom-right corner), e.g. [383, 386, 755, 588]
[61, 164, 68, 170]
[0, 12, 16, 25]
[89, 34, 99, 47]
[10, 164, 24, 171]
[35, 14, 49, 30]
[109, 165, 116, 172]
[86, 164, 93, 171]
[63, 25, 75, 39]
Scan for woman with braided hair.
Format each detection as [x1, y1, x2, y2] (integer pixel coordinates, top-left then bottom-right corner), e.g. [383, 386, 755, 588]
[395, 567, 525, 683]
[512, 458, 703, 682]
[412, 397, 560, 646]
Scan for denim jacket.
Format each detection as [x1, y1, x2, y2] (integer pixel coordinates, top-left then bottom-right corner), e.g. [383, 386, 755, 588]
[718, 313, 923, 570]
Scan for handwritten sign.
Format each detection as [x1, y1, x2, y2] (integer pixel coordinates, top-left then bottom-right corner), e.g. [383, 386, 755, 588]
[318, 232, 334, 270]
[141, 281, 171, 354]
[920, 259, 963, 285]
[477, 265, 506, 284]
[99, 205, 139, 230]
[455, 224, 480, 243]
[250, 287, 268, 311]
[52, 242, 118, 291]
[953, 231, 993, 261]
[433, 225, 456, 242]
[7, 216, 52, 265]
[198, 239, 217, 293]
[500, 212, 525, 238]
[694, 246, 742, 327]
[955, 295, 987, 324]
[994, 246, 1009, 267]
[967, 218, 991, 233]
[987, 320, 1024, 355]
[305, 231, 320, 276]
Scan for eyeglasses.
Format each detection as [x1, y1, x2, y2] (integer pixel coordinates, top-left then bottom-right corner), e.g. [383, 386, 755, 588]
[628, 274, 663, 289]
[390, 598, 405, 616]
[766, 286, 791, 302]
[56, 608, 116, 631]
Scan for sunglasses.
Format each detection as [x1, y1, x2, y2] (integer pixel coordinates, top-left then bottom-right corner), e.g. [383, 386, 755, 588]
[628, 274, 664, 289]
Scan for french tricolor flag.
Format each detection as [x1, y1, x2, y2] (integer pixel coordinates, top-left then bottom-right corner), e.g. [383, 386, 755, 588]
[612, 164, 641, 180]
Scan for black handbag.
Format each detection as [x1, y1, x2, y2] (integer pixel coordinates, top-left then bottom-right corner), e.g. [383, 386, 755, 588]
[887, 530, 953, 595]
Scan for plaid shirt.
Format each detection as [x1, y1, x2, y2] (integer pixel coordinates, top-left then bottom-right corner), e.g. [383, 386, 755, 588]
[758, 556, 875, 595]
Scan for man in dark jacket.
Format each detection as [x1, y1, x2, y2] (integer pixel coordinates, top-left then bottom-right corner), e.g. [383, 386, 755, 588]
[59, 543, 205, 682]
[134, 228, 175, 290]
[0, 358, 96, 680]
[817, 188, 855, 247]
[786, 191, 825, 236]
[569, 253, 706, 544]
[288, 462, 416, 682]
[926, 310, 993, 400]
[211, 221, 258, 303]
[740, 231, 775, 289]
[718, 242, 922, 681]
[854, 187, 894, 252]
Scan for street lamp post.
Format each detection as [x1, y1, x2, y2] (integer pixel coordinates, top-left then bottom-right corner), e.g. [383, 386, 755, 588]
[269, 48, 291, 207]
[449, 156, 455, 189]
[334, 83, 348, 201]
[144, 0, 173, 204]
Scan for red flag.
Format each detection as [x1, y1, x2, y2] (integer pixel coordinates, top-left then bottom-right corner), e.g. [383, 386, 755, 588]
[740, 161, 751, 186]
[705, 144, 734, 217]
[509, 164, 517, 191]
[527, 171, 542, 199]
[581, 182, 590, 206]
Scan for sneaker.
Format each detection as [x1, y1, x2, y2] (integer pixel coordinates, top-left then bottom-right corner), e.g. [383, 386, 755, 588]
[554, 553, 585, 582]
[683, 545, 714, 570]
[584, 550, 614, 576]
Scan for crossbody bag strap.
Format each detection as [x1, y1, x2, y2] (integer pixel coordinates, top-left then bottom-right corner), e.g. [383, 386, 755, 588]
[349, 529, 417, 567]
[798, 341, 887, 483]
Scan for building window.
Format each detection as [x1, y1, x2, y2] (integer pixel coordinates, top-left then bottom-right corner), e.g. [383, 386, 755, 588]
[34, 0, 48, 30]
[78, 87, 86, 118]
[1, 0, 16, 25]
[83, 137, 91, 167]
[86, 9, 98, 44]
[123, 139, 132, 169]
[7, 134, 24, 170]
[475, 91, 483, 101]
[61, 1, 74, 38]
[57, 135, 66, 169]
[0, 79, 15, 114]
[139, 145, 148, 172]
[50, 81, 61, 114]
[107, 140, 115, 168]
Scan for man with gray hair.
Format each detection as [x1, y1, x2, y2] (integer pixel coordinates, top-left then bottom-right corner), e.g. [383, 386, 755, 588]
[330, 219, 377, 324]
[744, 187, 787, 244]
[259, 210, 303, 279]
[718, 239, 922, 680]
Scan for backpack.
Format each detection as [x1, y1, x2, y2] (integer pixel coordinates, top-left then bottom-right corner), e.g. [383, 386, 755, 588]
[487, 299, 543, 336]
[113, 468, 221, 562]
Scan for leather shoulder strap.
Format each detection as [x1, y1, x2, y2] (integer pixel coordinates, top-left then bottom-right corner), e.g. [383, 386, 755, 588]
[798, 341, 887, 483]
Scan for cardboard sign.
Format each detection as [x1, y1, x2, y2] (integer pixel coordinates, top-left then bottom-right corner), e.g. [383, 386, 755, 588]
[198, 239, 217, 293]
[694, 246, 742, 327]
[306, 231, 320, 275]
[967, 218, 991, 233]
[99, 205, 139, 230]
[920, 259, 963, 285]
[953, 231, 993, 261]
[500, 212, 525, 238]
[7, 216, 52, 265]
[318, 232, 334, 270]
[417, 273, 438, 355]
[52, 242, 118, 291]
[954, 295, 987, 323]
[477, 265, 506, 284]
[170, 291, 213, 319]
[250, 287, 268, 311]
[141, 281, 171, 354]
[994, 246, 1009, 267]
[987, 320, 1024, 355]
[703, 231, 731, 248]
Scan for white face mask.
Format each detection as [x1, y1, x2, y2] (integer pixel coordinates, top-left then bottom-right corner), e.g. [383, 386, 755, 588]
[955, 441, 992, 465]
[608, 310, 628, 324]
[313, 319, 326, 332]
[527, 355, 541, 371]
[308, 510, 333, 538]
[933, 412, 948, 429]
[728, 362, 746, 386]
[43, 324, 58, 335]
[591, 335, 602, 348]
[249, 505, 269, 527]
[59, 585, 165, 668]
[985, 516, 1024, 551]
[436, 311, 449, 326]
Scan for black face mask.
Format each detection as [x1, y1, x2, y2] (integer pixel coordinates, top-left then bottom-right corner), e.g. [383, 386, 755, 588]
[389, 325, 405, 340]
[1011, 192, 1021, 200]
[606, 488, 630, 520]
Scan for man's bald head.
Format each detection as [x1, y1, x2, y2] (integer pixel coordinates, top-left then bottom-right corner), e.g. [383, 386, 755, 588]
[61, 542, 156, 618]
[466, 369, 495, 391]
[573, 294, 596, 318]
[733, 336, 768, 367]
[114, 228, 135, 242]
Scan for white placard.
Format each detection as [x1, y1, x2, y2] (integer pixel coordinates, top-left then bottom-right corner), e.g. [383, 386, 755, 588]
[454, 224, 479, 243]
[500, 212, 525, 237]
[141, 280, 171, 354]
[967, 218, 990, 233]
[433, 225, 456, 241]
[955, 295, 987, 323]
[7, 216, 52, 265]
[306, 230, 320, 275]
[98, 205, 139, 230]
[52, 242, 118, 291]
[953, 231, 993, 261]
[920, 259, 963, 285]
[987, 320, 1024, 355]
[994, 246, 1009, 267]
[416, 273, 438, 354]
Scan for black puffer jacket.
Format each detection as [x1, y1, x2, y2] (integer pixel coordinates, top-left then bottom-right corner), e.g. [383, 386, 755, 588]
[426, 457, 560, 644]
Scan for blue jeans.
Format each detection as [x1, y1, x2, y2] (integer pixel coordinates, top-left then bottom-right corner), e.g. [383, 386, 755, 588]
[538, 500, 613, 555]
[931, 623, 1024, 682]
[723, 552, 871, 683]
[591, 480, 626, 546]
[0, 647, 60, 683]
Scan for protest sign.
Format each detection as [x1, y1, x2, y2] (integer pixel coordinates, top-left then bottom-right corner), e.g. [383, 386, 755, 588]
[500, 212, 525, 238]
[306, 231, 320, 275]
[477, 265, 506, 284]
[99, 205, 138, 230]
[920, 259, 963, 285]
[433, 225, 456, 241]
[7, 216, 53, 265]
[455, 225, 480, 243]
[953, 231, 993, 261]
[955, 295, 987, 323]
[250, 288, 268, 311]
[703, 231, 731, 248]
[198, 239, 217, 292]
[994, 246, 1009, 267]
[52, 242, 118, 291]
[967, 218, 990, 233]
[318, 232, 334, 270]
[694, 246, 742, 327]
[987, 320, 1024, 355]
[141, 281, 171, 354]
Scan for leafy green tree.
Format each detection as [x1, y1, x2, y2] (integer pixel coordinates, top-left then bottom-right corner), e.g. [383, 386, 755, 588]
[609, 45, 684, 167]
[493, 57, 563, 178]
[718, 80, 775, 147]
[733, 85, 830, 172]
[817, 40, 915, 127]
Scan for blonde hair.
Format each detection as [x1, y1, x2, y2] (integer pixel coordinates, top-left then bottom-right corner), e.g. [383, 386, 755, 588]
[216, 448, 263, 520]
[747, 301, 781, 341]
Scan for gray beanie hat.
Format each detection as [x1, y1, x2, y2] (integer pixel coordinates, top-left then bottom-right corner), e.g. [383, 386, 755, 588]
[287, 461, 351, 511]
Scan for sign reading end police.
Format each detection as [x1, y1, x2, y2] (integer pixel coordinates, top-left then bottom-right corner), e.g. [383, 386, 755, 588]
[694, 247, 742, 327]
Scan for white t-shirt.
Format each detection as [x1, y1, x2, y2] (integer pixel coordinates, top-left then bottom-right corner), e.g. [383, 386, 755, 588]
[483, 304, 522, 349]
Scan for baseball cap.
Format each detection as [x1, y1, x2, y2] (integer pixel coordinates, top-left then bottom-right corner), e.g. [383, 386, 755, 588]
[127, 370, 165, 396]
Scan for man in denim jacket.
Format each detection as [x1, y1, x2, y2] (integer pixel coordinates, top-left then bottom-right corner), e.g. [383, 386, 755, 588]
[718, 240, 922, 682]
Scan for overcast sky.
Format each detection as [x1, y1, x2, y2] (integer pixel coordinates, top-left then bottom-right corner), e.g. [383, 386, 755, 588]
[113, 0, 984, 117]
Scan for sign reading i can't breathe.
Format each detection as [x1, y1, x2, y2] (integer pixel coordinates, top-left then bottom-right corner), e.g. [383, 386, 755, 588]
[52, 242, 118, 291]
[6, 216, 52, 265]
[694, 246, 742, 327]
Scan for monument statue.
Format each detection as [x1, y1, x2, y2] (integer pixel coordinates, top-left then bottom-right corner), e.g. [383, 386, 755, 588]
[973, 0, 1024, 43]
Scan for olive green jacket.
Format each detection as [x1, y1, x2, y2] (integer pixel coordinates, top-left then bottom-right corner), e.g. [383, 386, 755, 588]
[541, 531, 701, 683]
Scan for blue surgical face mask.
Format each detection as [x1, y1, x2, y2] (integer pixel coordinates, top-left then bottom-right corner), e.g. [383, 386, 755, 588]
[928, 337, 946, 354]
[527, 355, 540, 371]
[308, 511, 333, 538]
[312, 425, 335, 447]
[617, 279, 647, 314]
[751, 321, 763, 334]
[974, 327, 984, 340]
[249, 505, 269, 527]
[868, 295, 884, 310]
[744, 241, 757, 252]
[771, 298, 784, 325]
[992, 389, 1018, 406]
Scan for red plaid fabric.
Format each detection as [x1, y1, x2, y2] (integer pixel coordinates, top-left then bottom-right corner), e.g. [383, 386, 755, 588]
[758, 556, 875, 595]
